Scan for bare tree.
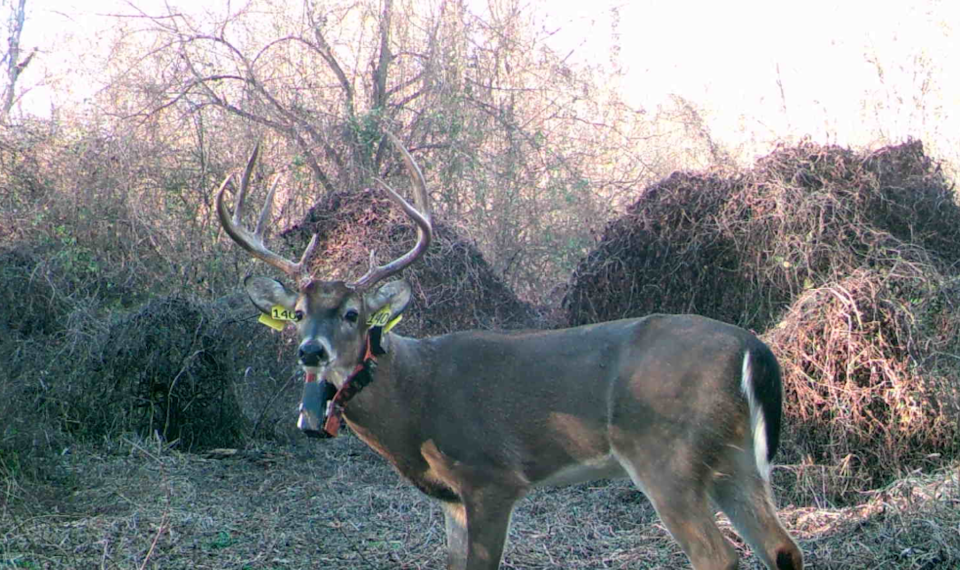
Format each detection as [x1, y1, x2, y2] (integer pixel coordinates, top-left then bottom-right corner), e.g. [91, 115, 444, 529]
[1, 0, 34, 120]
[104, 0, 658, 300]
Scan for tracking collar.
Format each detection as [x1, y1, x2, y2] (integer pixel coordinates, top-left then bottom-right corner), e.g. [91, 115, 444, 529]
[307, 314, 402, 438]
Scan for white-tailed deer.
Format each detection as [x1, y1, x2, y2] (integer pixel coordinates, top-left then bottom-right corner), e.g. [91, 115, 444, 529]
[215, 135, 803, 570]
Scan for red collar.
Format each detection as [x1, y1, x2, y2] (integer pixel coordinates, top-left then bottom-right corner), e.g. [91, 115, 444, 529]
[322, 334, 378, 437]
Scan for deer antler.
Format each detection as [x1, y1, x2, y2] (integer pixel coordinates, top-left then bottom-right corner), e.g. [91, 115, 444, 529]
[349, 132, 433, 291]
[216, 143, 318, 284]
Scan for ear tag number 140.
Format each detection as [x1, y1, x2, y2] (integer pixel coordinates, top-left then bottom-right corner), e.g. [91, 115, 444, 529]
[258, 305, 298, 332]
[368, 307, 392, 327]
[272, 306, 298, 321]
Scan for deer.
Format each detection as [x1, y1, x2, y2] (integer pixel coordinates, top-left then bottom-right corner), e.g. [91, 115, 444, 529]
[215, 134, 803, 570]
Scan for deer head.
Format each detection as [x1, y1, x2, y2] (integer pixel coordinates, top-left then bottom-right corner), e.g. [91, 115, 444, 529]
[216, 133, 432, 387]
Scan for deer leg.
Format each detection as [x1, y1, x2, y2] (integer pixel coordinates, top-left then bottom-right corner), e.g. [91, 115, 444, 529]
[647, 487, 740, 570]
[443, 501, 469, 569]
[442, 488, 519, 570]
[711, 470, 803, 570]
[614, 450, 739, 570]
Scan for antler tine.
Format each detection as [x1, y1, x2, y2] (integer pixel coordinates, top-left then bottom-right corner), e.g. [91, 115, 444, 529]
[254, 174, 281, 238]
[349, 132, 433, 290]
[233, 141, 260, 227]
[216, 144, 318, 284]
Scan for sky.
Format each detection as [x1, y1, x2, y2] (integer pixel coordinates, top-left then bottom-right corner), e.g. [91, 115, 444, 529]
[543, 0, 958, 154]
[13, 0, 960, 164]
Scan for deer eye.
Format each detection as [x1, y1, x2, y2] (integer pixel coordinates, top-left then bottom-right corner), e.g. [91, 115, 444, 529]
[344, 309, 359, 323]
[294, 310, 304, 322]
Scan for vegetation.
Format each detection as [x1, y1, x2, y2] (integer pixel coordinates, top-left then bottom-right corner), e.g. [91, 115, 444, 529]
[2, 1, 959, 568]
[565, 140, 960, 498]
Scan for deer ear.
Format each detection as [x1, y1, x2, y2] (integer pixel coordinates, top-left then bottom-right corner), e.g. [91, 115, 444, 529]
[365, 280, 412, 322]
[244, 276, 298, 315]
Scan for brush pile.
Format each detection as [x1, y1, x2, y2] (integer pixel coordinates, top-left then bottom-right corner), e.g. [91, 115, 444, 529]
[282, 186, 541, 336]
[565, 140, 960, 486]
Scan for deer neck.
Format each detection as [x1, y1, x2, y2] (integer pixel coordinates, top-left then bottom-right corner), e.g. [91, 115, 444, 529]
[341, 333, 432, 443]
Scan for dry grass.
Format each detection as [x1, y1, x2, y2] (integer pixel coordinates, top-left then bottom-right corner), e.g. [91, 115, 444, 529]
[2, 435, 958, 569]
[784, 466, 960, 569]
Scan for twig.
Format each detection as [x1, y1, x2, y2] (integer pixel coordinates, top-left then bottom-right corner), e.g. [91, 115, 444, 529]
[137, 512, 168, 570]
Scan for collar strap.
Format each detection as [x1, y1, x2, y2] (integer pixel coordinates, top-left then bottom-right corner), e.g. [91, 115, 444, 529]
[322, 333, 379, 437]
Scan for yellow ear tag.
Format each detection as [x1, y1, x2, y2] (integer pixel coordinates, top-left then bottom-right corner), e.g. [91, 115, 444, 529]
[382, 314, 402, 334]
[258, 313, 287, 331]
[367, 306, 393, 327]
[367, 307, 403, 334]
[259, 305, 297, 331]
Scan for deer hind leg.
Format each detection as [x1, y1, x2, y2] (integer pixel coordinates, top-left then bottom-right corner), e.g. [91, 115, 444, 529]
[614, 452, 740, 570]
[443, 501, 469, 569]
[710, 466, 803, 570]
[441, 488, 521, 570]
[646, 484, 740, 570]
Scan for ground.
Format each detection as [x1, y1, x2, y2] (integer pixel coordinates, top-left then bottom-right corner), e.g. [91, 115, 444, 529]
[2, 433, 957, 569]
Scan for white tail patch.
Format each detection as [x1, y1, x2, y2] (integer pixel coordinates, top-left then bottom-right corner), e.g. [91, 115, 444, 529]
[741, 351, 771, 482]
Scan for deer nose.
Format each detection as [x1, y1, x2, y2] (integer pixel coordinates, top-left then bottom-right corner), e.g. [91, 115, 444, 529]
[299, 341, 328, 367]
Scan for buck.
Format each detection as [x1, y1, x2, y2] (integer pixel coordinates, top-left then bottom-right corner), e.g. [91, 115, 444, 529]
[215, 135, 803, 570]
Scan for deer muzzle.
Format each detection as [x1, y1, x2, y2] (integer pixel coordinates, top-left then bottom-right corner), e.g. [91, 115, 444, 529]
[298, 340, 328, 367]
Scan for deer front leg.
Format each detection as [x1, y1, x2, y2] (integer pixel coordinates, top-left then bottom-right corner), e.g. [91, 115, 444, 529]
[442, 489, 518, 570]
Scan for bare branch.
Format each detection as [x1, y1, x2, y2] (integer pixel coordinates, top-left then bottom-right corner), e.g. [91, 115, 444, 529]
[372, 0, 393, 110]
[306, 1, 355, 119]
